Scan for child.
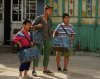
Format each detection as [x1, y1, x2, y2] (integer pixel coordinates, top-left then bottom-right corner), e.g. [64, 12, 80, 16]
[31, 4, 53, 76]
[53, 13, 76, 72]
[13, 19, 33, 79]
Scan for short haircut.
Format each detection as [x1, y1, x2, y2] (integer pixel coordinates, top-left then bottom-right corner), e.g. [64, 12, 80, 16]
[23, 19, 32, 25]
[44, 4, 53, 10]
[63, 13, 69, 19]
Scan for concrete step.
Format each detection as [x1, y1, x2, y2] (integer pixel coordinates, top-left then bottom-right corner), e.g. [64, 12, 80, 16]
[0, 45, 17, 53]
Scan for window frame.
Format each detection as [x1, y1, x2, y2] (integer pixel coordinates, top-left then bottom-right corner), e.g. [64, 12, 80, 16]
[11, 0, 37, 22]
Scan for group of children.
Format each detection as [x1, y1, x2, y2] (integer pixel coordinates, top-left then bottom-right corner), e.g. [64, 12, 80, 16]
[13, 4, 75, 79]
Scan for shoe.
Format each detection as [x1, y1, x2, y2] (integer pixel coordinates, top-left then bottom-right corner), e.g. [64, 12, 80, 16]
[32, 71, 37, 76]
[63, 68, 68, 72]
[43, 70, 53, 73]
[58, 67, 62, 71]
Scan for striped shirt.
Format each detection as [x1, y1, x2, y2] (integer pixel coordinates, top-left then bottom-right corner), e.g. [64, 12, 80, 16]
[54, 23, 76, 38]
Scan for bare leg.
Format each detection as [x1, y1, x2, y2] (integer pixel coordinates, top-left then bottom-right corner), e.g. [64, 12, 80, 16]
[24, 70, 28, 77]
[19, 71, 23, 77]
[44, 67, 48, 71]
[64, 56, 69, 69]
[33, 67, 35, 71]
[56, 52, 61, 67]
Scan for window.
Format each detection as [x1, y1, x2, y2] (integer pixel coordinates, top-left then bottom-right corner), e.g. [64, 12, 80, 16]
[11, 0, 36, 21]
[23, 0, 36, 21]
[12, 0, 21, 21]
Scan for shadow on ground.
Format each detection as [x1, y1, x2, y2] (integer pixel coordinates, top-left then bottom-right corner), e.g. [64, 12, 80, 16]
[0, 75, 18, 79]
[0, 53, 19, 69]
[67, 72, 99, 79]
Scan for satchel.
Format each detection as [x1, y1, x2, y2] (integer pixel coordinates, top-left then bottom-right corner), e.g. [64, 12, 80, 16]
[52, 24, 73, 52]
[18, 46, 40, 63]
[18, 31, 40, 63]
[52, 36, 70, 51]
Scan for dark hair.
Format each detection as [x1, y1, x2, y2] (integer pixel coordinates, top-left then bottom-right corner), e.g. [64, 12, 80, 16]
[23, 19, 32, 25]
[63, 13, 69, 19]
[44, 4, 53, 10]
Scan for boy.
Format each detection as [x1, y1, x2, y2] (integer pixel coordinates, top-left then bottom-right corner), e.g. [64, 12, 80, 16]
[13, 19, 33, 79]
[53, 13, 76, 72]
[31, 4, 53, 76]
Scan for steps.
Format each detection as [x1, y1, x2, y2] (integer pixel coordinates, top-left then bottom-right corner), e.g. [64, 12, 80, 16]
[0, 45, 17, 53]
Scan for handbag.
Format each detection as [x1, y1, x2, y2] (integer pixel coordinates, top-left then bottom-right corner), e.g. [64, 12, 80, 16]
[18, 32, 40, 63]
[18, 46, 40, 63]
[52, 24, 72, 51]
[52, 36, 70, 51]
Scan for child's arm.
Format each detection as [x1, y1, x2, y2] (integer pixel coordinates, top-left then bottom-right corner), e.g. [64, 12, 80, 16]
[12, 35, 22, 47]
[32, 16, 43, 29]
[70, 34, 75, 41]
[32, 23, 43, 29]
[53, 24, 60, 37]
[16, 41, 22, 47]
[53, 31, 58, 37]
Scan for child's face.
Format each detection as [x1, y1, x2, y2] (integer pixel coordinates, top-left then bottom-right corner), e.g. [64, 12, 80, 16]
[63, 16, 70, 24]
[24, 23, 32, 31]
[45, 8, 53, 16]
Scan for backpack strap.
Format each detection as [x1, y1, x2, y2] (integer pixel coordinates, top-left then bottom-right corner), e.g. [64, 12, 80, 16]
[21, 31, 31, 45]
[60, 24, 70, 37]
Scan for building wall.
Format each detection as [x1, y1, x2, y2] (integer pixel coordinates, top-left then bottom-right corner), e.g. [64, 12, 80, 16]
[10, 0, 42, 41]
[46, 0, 100, 51]
[0, 0, 45, 45]
[1, 0, 100, 51]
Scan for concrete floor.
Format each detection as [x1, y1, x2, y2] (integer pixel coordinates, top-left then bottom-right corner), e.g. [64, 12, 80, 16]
[0, 52, 100, 79]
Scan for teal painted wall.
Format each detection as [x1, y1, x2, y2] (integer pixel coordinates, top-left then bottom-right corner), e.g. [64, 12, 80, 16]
[46, 0, 100, 52]
[52, 23, 100, 52]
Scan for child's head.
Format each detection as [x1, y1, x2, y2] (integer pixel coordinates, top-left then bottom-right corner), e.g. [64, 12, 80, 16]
[62, 13, 70, 24]
[44, 4, 53, 16]
[22, 19, 32, 31]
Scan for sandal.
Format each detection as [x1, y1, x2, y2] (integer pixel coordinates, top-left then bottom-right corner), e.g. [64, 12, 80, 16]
[58, 67, 62, 71]
[43, 70, 53, 73]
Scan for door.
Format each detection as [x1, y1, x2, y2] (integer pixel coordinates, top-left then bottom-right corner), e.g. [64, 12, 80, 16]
[95, 0, 100, 51]
[4, 0, 11, 45]
[11, 0, 37, 40]
[78, 0, 98, 51]
[63, 0, 99, 51]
